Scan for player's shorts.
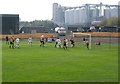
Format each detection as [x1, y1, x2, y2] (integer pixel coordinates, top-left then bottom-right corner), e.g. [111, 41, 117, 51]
[64, 44, 66, 46]
[29, 41, 32, 43]
[56, 42, 58, 44]
[16, 42, 19, 44]
[10, 42, 13, 45]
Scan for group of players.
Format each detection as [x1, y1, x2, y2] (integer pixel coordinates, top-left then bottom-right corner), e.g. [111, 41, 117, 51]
[5, 34, 102, 50]
[55, 37, 75, 50]
[6, 36, 20, 49]
[5, 35, 75, 50]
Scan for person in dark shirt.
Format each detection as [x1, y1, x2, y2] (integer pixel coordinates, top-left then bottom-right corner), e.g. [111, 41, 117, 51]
[9, 36, 14, 49]
[70, 38, 75, 47]
[6, 36, 9, 44]
[86, 40, 89, 50]
[96, 42, 101, 45]
[40, 35, 45, 47]
[63, 39, 67, 50]
[83, 37, 86, 42]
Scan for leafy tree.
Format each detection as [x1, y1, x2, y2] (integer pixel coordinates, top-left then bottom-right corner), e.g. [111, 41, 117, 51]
[98, 17, 118, 26]
[20, 20, 58, 32]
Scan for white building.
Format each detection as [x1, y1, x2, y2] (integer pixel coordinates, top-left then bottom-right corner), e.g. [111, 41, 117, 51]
[79, 8, 87, 24]
[92, 8, 99, 21]
[65, 9, 70, 25]
[52, 3, 65, 26]
[74, 8, 80, 25]
[104, 7, 118, 19]
[65, 8, 88, 25]
[53, 3, 118, 26]
[110, 7, 118, 17]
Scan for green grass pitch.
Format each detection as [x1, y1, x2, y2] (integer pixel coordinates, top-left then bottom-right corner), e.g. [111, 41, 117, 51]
[0, 40, 2, 83]
[2, 41, 118, 82]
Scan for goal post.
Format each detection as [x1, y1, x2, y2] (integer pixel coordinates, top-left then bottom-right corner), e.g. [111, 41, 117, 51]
[73, 32, 91, 49]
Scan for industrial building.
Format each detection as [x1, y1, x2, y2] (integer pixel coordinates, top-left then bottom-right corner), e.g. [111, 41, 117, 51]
[20, 26, 47, 34]
[0, 14, 19, 34]
[65, 8, 88, 25]
[104, 7, 118, 19]
[52, 3, 118, 27]
[52, 3, 65, 26]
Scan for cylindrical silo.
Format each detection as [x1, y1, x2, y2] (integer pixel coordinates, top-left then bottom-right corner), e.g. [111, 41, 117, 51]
[74, 8, 80, 25]
[110, 7, 118, 17]
[92, 8, 99, 21]
[65, 9, 70, 25]
[104, 8, 111, 19]
[69, 9, 74, 25]
[79, 8, 82, 24]
[81, 8, 87, 24]
[79, 8, 87, 24]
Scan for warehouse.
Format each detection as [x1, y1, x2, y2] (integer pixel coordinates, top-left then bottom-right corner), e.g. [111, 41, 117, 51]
[0, 14, 19, 34]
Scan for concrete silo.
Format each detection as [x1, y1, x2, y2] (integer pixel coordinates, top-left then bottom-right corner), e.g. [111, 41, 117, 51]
[69, 9, 75, 25]
[104, 8, 111, 19]
[110, 7, 118, 17]
[65, 9, 70, 25]
[74, 8, 80, 25]
[79, 8, 87, 24]
[92, 8, 99, 21]
[53, 3, 58, 23]
[79, 8, 82, 24]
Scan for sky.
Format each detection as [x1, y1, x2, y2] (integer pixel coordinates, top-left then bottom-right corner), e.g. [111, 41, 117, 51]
[0, 0, 119, 21]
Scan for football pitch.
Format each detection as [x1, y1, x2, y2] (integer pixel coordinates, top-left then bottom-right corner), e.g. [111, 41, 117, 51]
[2, 41, 118, 82]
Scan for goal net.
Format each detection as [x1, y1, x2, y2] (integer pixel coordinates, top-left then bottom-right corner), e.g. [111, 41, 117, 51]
[73, 32, 91, 49]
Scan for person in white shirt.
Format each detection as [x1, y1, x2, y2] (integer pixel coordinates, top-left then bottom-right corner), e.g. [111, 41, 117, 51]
[65, 38, 68, 48]
[28, 36, 32, 46]
[16, 37, 20, 48]
[55, 38, 61, 48]
[55, 38, 58, 48]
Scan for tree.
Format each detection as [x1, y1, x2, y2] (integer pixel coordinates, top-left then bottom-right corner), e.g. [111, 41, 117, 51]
[20, 20, 58, 32]
[97, 17, 118, 26]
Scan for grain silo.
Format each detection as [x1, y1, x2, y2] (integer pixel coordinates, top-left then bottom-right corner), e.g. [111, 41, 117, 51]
[104, 8, 111, 19]
[110, 7, 118, 17]
[79, 8, 87, 24]
[65, 9, 70, 25]
[92, 8, 99, 21]
[74, 8, 80, 25]
[70, 9, 75, 25]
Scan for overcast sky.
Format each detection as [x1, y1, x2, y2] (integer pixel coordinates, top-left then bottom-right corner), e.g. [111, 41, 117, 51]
[0, 0, 119, 21]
